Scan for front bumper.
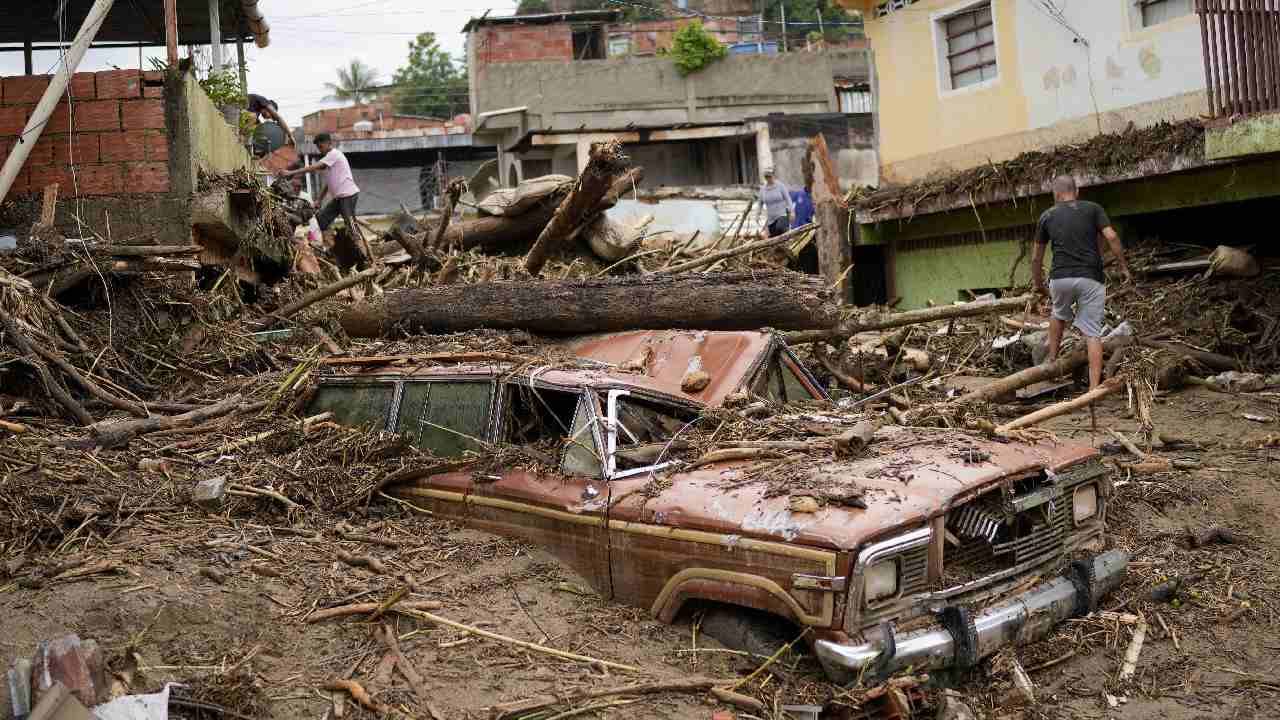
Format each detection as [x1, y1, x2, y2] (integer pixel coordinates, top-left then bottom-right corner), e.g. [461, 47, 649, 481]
[816, 550, 1129, 684]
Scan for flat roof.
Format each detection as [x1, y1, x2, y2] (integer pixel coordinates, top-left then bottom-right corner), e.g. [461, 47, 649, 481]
[0, 1, 264, 46]
[463, 9, 624, 33]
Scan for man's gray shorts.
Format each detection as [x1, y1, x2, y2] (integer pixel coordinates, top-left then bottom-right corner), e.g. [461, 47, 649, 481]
[1049, 277, 1106, 338]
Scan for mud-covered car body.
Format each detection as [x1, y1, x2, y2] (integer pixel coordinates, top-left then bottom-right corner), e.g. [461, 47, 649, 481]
[312, 330, 1126, 683]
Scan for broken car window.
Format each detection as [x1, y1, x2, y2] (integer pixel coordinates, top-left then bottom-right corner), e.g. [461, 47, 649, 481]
[611, 395, 693, 472]
[562, 395, 603, 478]
[309, 383, 394, 430]
[501, 383, 602, 478]
[397, 381, 493, 457]
[780, 357, 819, 402]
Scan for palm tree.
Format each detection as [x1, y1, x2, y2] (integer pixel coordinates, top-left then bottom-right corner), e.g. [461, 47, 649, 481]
[324, 60, 380, 105]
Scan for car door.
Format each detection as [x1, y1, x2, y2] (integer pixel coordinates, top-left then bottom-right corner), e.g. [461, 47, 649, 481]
[465, 380, 613, 596]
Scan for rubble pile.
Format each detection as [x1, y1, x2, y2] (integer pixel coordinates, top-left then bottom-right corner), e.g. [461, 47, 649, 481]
[1, 138, 1277, 720]
[848, 119, 1206, 218]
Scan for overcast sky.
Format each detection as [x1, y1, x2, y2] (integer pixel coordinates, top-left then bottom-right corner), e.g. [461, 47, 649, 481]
[0, 0, 519, 127]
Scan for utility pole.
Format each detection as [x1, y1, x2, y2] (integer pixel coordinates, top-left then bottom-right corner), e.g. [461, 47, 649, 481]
[780, 1, 787, 53]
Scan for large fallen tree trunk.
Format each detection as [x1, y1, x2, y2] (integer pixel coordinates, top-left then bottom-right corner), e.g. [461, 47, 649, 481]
[786, 294, 1033, 345]
[340, 272, 836, 338]
[524, 140, 630, 276]
[438, 200, 561, 253]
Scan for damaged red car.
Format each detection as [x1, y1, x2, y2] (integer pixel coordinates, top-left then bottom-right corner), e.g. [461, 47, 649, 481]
[311, 330, 1127, 684]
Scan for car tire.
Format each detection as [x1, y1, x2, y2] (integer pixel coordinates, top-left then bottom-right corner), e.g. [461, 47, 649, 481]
[697, 605, 799, 660]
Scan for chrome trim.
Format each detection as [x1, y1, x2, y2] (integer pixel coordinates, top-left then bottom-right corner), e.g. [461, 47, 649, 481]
[849, 527, 933, 613]
[792, 573, 849, 593]
[816, 550, 1129, 685]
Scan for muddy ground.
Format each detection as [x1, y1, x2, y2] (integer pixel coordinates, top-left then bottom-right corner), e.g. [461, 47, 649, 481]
[2, 386, 1277, 720]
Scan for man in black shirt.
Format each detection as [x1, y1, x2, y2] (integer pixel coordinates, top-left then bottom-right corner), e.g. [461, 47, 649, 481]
[1031, 175, 1132, 389]
[246, 93, 294, 145]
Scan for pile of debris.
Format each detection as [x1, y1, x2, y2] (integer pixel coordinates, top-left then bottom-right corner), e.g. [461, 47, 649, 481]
[847, 119, 1206, 218]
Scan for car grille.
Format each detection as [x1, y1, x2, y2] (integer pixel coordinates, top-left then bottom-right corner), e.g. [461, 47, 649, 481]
[942, 470, 1094, 588]
[898, 544, 930, 597]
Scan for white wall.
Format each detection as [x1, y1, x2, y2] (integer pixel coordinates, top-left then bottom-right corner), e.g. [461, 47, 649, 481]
[1015, 3, 1205, 131]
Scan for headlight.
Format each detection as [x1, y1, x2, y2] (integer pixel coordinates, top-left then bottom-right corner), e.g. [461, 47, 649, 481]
[864, 560, 898, 604]
[1073, 483, 1099, 524]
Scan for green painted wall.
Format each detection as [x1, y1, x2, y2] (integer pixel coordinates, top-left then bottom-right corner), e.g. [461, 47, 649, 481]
[183, 74, 251, 180]
[892, 233, 1038, 309]
[1205, 114, 1280, 160]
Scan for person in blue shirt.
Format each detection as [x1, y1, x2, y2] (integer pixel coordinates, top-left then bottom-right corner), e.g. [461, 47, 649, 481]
[791, 186, 815, 229]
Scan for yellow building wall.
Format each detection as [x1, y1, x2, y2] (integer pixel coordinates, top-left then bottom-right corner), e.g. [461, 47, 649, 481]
[862, 0, 1027, 179]
[841, 0, 1209, 183]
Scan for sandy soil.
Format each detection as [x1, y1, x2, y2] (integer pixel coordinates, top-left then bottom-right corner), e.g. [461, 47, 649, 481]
[2, 386, 1277, 720]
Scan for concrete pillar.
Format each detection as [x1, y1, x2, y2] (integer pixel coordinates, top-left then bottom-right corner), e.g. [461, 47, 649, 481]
[754, 121, 774, 179]
[209, 0, 223, 71]
[576, 138, 592, 174]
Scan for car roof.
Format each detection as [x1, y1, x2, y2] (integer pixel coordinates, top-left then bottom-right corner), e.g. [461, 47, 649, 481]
[323, 330, 777, 408]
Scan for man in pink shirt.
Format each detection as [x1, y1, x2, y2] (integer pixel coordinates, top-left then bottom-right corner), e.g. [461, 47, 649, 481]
[283, 133, 368, 264]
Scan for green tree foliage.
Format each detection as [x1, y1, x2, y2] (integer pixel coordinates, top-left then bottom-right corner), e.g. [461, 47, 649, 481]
[390, 32, 467, 118]
[516, 0, 551, 12]
[324, 59, 380, 105]
[765, 0, 863, 43]
[670, 20, 728, 75]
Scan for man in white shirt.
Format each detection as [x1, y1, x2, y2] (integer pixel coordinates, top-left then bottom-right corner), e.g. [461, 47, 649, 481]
[283, 133, 368, 265]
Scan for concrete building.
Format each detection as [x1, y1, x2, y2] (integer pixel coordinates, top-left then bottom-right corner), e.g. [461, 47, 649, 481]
[294, 102, 493, 216]
[834, 0, 1280, 308]
[466, 9, 876, 237]
[0, 1, 271, 246]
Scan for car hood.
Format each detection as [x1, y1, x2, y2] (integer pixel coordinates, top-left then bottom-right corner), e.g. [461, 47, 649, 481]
[607, 427, 1099, 552]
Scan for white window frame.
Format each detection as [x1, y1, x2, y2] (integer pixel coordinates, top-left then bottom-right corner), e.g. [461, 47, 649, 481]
[931, 0, 1000, 97]
[1136, 0, 1193, 29]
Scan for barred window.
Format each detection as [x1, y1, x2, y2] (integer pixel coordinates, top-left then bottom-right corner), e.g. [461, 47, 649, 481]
[1140, 0, 1192, 27]
[944, 4, 997, 90]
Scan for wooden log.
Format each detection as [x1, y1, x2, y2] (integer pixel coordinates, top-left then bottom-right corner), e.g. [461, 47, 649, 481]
[339, 271, 836, 338]
[0, 306, 94, 426]
[439, 198, 561, 253]
[661, 223, 816, 274]
[92, 244, 202, 257]
[1138, 339, 1241, 371]
[813, 343, 871, 392]
[428, 177, 467, 253]
[995, 381, 1122, 434]
[84, 394, 244, 448]
[525, 140, 629, 276]
[808, 133, 852, 304]
[305, 600, 443, 623]
[252, 267, 379, 331]
[786, 294, 1033, 345]
[25, 337, 147, 417]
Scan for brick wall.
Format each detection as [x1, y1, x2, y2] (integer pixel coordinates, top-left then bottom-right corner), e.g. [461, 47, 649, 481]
[474, 25, 574, 65]
[302, 99, 449, 137]
[0, 69, 170, 197]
